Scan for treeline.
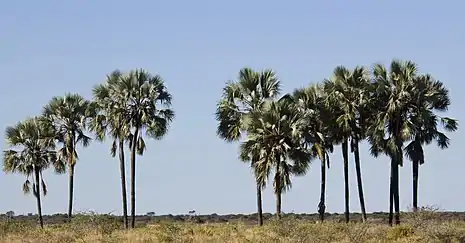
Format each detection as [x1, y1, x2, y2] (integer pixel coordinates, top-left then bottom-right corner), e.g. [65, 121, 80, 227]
[2, 60, 458, 230]
[215, 60, 458, 226]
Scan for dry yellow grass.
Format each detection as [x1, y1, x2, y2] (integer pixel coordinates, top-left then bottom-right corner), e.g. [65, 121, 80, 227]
[1, 216, 465, 243]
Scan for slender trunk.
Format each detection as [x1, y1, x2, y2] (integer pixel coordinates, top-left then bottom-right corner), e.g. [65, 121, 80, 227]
[256, 183, 263, 226]
[34, 169, 44, 228]
[275, 161, 282, 220]
[394, 119, 402, 225]
[276, 190, 282, 220]
[394, 152, 400, 225]
[130, 126, 139, 228]
[119, 138, 129, 229]
[412, 160, 419, 212]
[353, 140, 367, 222]
[318, 155, 326, 222]
[342, 139, 350, 223]
[67, 163, 75, 221]
[389, 158, 394, 226]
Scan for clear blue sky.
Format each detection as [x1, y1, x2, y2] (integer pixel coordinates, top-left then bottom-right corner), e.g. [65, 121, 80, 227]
[1, 1, 464, 216]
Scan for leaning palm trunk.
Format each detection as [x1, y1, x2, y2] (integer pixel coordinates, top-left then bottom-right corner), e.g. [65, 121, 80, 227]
[119, 139, 129, 229]
[34, 169, 44, 228]
[412, 160, 419, 212]
[256, 183, 263, 226]
[342, 140, 350, 223]
[130, 126, 139, 228]
[318, 156, 326, 222]
[353, 140, 367, 222]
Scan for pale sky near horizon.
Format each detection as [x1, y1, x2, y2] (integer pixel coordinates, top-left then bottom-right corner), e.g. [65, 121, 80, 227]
[1, 1, 464, 216]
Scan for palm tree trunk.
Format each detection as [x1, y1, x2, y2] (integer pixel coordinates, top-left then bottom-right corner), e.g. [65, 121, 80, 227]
[394, 153, 401, 225]
[256, 183, 263, 226]
[342, 139, 350, 223]
[34, 169, 44, 228]
[412, 160, 419, 212]
[119, 138, 129, 229]
[130, 126, 139, 229]
[276, 190, 282, 220]
[318, 155, 326, 222]
[389, 158, 394, 226]
[275, 162, 282, 220]
[353, 140, 367, 222]
[67, 163, 75, 221]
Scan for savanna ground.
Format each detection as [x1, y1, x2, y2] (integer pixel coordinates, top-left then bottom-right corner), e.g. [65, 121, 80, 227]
[1, 209, 465, 242]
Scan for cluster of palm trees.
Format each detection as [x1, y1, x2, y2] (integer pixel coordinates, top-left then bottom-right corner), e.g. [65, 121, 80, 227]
[2, 60, 458, 229]
[215, 60, 458, 226]
[2, 69, 174, 229]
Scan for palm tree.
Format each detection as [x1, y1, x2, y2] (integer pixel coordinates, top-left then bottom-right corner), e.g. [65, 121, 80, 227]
[291, 84, 334, 222]
[368, 60, 419, 225]
[3, 117, 65, 228]
[240, 99, 311, 219]
[323, 66, 371, 222]
[90, 70, 133, 229]
[215, 67, 280, 226]
[43, 93, 93, 220]
[115, 69, 174, 228]
[404, 74, 458, 212]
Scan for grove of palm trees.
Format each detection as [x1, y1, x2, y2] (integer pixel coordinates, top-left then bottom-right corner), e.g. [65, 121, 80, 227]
[2, 60, 462, 242]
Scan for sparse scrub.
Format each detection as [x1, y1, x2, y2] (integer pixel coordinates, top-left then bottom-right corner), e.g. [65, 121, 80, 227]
[0, 217, 465, 242]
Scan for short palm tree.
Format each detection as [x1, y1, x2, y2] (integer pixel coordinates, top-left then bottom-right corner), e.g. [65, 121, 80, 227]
[323, 66, 371, 222]
[240, 99, 311, 219]
[43, 93, 93, 220]
[215, 67, 280, 226]
[3, 117, 65, 228]
[116, 69, 174, 228]
[368, 60, 419, 225]
[90, 70, 133, 229]
[291, 84, 334, 222]
[404, 74, 458, 212]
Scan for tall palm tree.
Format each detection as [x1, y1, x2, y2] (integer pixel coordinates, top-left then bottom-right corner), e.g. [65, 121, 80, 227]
[215, 67, 280, 226]
[291, 84, 334, 222]
[90, 70, 133, 229]
[43, 93, 93, 220]
[240, 99, 311, 220]
[3, 117, 65, 228]
[114, 69, 174, 228]
[368, 60, 419, 225]
[404, 74, 458, 212]
[323, 66, 371, 222]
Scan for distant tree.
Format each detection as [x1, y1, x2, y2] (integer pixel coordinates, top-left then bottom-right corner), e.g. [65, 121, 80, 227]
[6, 211, 15, 219]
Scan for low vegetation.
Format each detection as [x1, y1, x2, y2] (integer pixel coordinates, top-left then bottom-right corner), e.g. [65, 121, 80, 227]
[1, 211, 465, 242]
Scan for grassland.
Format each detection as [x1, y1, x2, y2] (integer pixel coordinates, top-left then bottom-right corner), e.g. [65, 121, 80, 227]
[1, 210, 465, 242]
